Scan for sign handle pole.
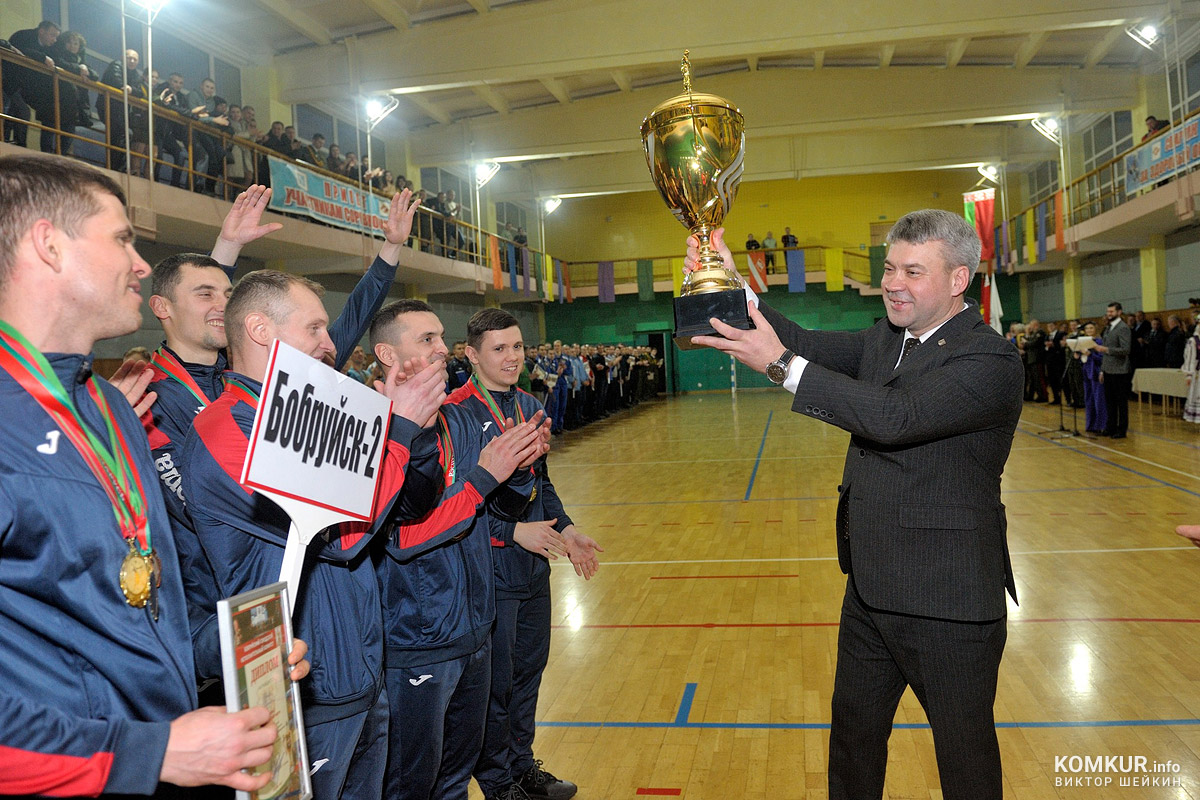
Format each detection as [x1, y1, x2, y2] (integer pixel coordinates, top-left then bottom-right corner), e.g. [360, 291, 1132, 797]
[279, 523, 306, 621]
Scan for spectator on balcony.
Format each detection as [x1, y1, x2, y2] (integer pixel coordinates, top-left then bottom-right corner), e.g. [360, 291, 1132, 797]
[326, 142, 345, 174]
[282, 124, 304, 159]
[99, 49, 150, 175]
[48, 30, 93, 153]
[5, 20, 61, 152]
[745, 232, 760, 251]
[155, 73, 196, 187]
[300, 132, 327, 168]
[226, 104, 255, 188]
[781, 226, 798, 249]
[342, 151, 360, 180]
[1142, 115, 1169, 142]
[184, 77, 229, 195]
[445, 189, 462, 258]
[762, 230, 777, 272]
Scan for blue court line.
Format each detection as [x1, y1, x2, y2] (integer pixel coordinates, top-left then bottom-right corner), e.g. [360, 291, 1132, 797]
[674, 683, 697, 725]
[743, 411, 774, 501]
[1016, 429, 1200, 499]
[1131, 430, 1200, 451]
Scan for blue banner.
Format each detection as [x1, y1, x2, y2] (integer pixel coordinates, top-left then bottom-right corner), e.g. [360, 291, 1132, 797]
[1124, 120, 1200, 194]
[785, 249, 806, 293]
[506, 243, 518, 292]
[267, 157, 387, 235]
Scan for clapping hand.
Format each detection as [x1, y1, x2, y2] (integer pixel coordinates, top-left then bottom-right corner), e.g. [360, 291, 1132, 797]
[375, 357, 446, 429]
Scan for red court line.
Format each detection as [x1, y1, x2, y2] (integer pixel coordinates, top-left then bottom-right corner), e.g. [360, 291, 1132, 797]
[661, 522, 680, 526]
[696, 521, 714, 525]
[552, 617, 1200, 630]
[765, 519, 782, 523]
[649, 574, 800, 581]
[637, 790, 682, 796]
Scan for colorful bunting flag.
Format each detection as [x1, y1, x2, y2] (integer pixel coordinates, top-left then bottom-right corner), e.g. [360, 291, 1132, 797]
[489, 235, 502, 290]
[786, 248, 807, 292]
[746, 251, 768, 293]
[963, 187, 996, 261]
[637, 259, 655, 301]
[597, 261, 616, 303]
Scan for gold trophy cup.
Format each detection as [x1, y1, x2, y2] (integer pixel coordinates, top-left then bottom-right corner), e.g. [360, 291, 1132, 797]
[641, 51, 751, 350]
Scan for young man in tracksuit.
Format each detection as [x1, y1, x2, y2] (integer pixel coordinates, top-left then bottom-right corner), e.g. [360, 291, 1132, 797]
[0, 154, 296, 797]
[181, 266, 452, 800]
[368, 300, 551, 800]
[461, 308, 603, 800]
[145, 185, 418, 664]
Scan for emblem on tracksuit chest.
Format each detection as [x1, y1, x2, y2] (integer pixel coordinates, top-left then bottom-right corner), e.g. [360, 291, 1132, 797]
[36, 430, 60, 455]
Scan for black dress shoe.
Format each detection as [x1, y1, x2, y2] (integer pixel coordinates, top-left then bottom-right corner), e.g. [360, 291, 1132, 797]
[1110, 432, 1126, 439]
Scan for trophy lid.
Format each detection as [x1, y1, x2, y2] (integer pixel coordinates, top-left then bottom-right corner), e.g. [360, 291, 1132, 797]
[641, 92, 742, 134]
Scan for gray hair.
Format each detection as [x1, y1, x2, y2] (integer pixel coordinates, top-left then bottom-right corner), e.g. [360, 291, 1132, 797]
[886, 209, 982, 282]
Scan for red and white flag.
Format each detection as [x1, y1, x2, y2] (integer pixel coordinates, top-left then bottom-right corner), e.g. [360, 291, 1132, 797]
[746, 251, 768, 294]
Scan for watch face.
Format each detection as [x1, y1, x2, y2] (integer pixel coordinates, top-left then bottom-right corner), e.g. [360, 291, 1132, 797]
[766, 362, 786, 384]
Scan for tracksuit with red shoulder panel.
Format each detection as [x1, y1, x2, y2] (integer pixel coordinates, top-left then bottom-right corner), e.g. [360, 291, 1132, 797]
[378, 395, 535, 800]
[452, 383, 573, 797]
[0, 353, 196, 798]
[181, 371, 452, 800]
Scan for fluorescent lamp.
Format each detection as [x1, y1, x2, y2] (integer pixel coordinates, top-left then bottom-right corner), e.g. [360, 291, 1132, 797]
[366, 96, 399, 129]
[476, 162, 501, 188]
[1125, 23, 1160, 49]
[543, 197, 562, 215]
[976, 164, 999, 183]
[1032, 117, 1061, 144]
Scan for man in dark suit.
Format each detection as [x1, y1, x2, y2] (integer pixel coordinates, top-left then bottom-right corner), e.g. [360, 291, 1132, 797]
[1095, 301, 1132, 438]
[689, 209, 1023, 800]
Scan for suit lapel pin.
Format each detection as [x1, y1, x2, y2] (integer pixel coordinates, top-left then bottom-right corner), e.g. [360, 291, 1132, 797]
[937, 338, 946, 346]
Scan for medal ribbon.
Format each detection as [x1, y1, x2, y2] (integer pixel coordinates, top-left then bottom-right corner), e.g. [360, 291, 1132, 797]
[468, 374, 525, 431]
[150, 347, 215, 407]
[225, 376, 260, 410]
[435, 414, 455, 488]
[0, 322, 152, 553]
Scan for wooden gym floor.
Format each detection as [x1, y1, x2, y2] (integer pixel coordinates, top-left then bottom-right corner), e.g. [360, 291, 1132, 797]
[490, 389, 1200, 800]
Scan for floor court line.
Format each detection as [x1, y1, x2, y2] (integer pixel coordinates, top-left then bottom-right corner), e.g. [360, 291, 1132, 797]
[743, 411, 774, 501]
[535, 719, 1200, 730]
[548, 546, 1194, 568]
[550, 617, 1200, 630]
[1017, 422, 1200, 488]
[1130, 429, 1200, 451]
[565, 484, 1158, 509]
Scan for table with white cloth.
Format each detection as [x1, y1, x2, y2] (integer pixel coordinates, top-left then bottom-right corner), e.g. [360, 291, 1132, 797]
[1132, 367, 1189, 415]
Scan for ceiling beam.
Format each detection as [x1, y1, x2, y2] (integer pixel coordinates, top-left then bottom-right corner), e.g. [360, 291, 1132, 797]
[406, 93, 452, 124]
[879, 43, 895, 67]
[252, 0, 331, 46]
[359, 0, 411, 30]
[524, 126, 1058, 198]
[465, 0, 491, 12]
[1083, 26, 1125, 68]
[747, 56, 759, 71]
[540, 77, 573, 104]
[408, 67, 1138, 166]
[813, 49, 825, 69]
[274, 0, 1164, 97]
[473, 84, 511, 115]
[611, 70, 632, 93]
[946, 37, 970, 68]
[1014, 31, 1049, 68]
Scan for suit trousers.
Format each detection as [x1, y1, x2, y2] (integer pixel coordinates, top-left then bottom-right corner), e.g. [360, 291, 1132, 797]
[474, 588, 553, 795]
[1103, 372, 1131, 436]
[828, 578, 1006, 800]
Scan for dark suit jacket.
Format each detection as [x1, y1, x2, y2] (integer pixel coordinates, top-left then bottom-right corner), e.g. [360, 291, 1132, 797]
[759, 299, 1023, 622]
[1100, 319, 1132, 374]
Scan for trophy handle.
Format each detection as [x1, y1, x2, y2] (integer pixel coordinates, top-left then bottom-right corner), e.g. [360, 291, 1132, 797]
[684, 224, 743, 295]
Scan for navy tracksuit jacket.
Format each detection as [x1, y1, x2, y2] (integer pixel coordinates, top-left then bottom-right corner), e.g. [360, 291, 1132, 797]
[453, 383, 572, 792]
[0, 354, 196, 797]
[147, 255, 397, 671]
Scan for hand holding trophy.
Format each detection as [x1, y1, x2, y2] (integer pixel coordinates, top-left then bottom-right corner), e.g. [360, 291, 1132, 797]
[641, 50, 752, 350]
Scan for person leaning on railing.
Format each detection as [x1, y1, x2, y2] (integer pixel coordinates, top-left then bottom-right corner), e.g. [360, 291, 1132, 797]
[98, 49, 149, 174]
[5, 20, 61, 153]
[47, 30, 94, 155]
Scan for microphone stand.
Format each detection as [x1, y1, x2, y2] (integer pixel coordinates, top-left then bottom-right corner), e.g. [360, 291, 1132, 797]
[1039, 346, 1078, 440]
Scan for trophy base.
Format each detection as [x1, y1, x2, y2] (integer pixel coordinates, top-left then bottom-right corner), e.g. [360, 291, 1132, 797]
[673, 288, 754, 350]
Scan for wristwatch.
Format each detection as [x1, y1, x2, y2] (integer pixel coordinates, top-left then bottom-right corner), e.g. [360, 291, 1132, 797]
[765, 349, 796, 385]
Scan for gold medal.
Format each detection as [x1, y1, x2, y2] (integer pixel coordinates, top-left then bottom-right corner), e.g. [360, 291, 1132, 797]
[119, 541, 152, 608]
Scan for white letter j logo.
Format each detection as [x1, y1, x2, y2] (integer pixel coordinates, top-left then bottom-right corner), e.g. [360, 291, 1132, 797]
[37, 431, 60, 455]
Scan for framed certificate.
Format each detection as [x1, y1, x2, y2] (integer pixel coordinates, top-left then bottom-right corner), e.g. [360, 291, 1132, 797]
[217, 581, 312, 800]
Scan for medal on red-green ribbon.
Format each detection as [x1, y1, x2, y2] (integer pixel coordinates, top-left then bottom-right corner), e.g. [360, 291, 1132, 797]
[468, 374, 526, 430]
[224, 376, 260, 409]
[150, 347, 215, 408]
[435, 414, 455, 488]
[0, 321, 161, 619]
[467, 374, 536, 500]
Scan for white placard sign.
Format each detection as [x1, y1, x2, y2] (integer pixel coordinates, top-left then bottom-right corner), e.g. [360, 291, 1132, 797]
[240, 340, 392, 610]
